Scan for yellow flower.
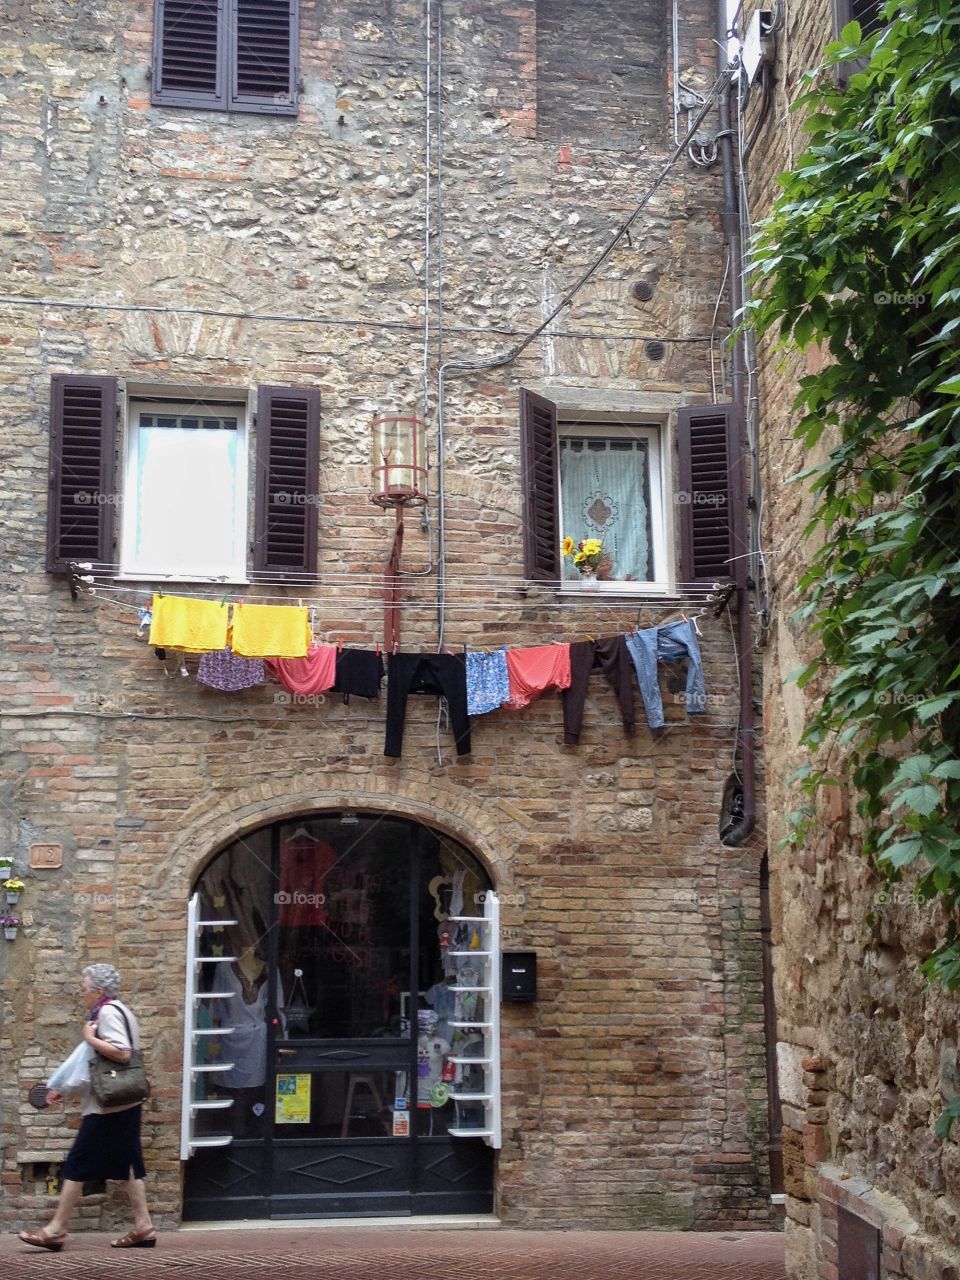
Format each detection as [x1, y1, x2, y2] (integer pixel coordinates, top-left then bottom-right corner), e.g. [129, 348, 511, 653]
[581, 538, 602, 558]
[562, 536, 575, 557]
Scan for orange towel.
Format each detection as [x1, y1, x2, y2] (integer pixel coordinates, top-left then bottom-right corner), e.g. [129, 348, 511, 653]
[505, 644, 572, 709]
[231, 603, 311, 659]
[148, 594, 229, 653]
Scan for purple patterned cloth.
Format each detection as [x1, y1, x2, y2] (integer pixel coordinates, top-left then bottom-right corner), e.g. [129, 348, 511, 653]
[196, 647, 265, 692]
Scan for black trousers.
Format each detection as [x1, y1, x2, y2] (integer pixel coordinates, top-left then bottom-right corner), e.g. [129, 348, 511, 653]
[384, 653, 472, 758]
[562, 636, 636, 745]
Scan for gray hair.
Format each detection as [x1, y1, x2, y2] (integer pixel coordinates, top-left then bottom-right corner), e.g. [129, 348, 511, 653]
[82, 963, 121, 998]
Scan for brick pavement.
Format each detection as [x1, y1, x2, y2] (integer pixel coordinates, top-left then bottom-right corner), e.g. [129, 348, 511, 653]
[0, 1228, 786, 1280]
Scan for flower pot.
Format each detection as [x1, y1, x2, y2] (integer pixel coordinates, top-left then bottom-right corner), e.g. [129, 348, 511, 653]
[4, 928, 17, 940]
[5, 893, 19, 905]
[579, 570, 599, 591]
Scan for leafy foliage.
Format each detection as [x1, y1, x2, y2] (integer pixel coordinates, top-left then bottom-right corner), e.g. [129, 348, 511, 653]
[747, 0, 960, 998]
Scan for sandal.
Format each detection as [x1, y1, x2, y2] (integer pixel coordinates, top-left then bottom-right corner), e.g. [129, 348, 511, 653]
[110, 1227, 157, 1249]
[19, 1228, 67, 1252]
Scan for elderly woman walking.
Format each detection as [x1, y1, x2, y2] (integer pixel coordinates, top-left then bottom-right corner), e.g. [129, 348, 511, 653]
[19, 963, 156, 1252]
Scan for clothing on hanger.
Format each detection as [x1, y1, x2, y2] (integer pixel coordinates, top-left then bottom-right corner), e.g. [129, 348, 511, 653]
[625, 620, 706, 730]
[231, 602, 310, 659]
[384, 653, 471, 758]
[562, 635, 636, 745]
[332, 648, 385, 702]
[465, 648, 510, 716]
[197, 647, 265, 692]
[267, 644, 337, 696]
[505, 643, 572, 710]
[148, 594, 228, 653]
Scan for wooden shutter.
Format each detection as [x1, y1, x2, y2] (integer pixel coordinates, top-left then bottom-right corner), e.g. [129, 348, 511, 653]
[46, 375, 118, 573]
[253, 385, 320, 575]
[152, 0, 225, 108]
[676, 404, 736, 583]
[519, 389, 561, 582]
[231, 0, 299, 114]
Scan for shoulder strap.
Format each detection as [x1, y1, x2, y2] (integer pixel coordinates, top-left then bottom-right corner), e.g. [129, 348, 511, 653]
[98, 1000, 134, 1042]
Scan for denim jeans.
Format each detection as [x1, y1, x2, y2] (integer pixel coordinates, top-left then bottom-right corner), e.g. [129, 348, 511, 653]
[625, 620, 706, 730]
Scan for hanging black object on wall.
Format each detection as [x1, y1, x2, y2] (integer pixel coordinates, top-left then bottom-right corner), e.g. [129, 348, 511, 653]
[502, 951, 537, 1003]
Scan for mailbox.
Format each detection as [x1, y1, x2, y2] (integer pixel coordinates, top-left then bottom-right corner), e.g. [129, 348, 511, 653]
[502, 951, 537, 1002]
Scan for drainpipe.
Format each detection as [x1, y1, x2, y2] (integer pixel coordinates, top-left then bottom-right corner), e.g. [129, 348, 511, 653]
[716, 16, 756, 848]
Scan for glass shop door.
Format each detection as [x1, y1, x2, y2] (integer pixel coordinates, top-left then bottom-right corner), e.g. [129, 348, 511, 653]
[182, 812, 494, 1221]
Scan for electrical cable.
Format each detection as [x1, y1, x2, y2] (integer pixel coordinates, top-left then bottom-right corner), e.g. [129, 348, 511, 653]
[434, 68, 735, 650]
[0, 294, 714, 345]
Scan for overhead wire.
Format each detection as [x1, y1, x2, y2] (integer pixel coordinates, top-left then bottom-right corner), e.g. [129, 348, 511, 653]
[434, 65, 735, 650]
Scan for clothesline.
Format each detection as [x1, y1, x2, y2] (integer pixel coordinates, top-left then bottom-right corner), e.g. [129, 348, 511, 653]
[76, 577, 724, 613]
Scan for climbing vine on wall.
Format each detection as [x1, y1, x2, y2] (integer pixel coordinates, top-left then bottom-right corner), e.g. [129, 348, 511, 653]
[747, 0, 960, 1052]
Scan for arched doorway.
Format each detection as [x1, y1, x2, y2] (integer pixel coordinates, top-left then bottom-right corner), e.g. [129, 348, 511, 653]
[182, 811, 496, 1220]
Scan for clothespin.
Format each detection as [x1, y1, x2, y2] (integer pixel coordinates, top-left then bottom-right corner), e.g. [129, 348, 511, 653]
[586, 634, 595, 643]
[157, 585, 164, 597]
[681, 612, 687, 622]
[375, 641, 381, 656]
[337, 637, 344, 653]
[219, 594, 228, 606]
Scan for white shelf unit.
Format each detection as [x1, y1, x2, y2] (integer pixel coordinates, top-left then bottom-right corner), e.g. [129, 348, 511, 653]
[180, 893, 238, 1159]
[445, 891, 501, 1148]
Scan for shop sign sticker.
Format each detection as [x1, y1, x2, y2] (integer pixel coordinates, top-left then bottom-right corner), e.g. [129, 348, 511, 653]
[275, 1073, 311, 1124]
[392, 1109, 410, 1137]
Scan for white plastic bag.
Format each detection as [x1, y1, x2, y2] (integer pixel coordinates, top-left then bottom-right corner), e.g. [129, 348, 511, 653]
[47, 1041, 92, 1096]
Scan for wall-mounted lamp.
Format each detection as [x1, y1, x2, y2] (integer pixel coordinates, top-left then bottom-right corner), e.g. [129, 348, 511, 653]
[370, 415, 429, 654]
[370, 415, 428, 509]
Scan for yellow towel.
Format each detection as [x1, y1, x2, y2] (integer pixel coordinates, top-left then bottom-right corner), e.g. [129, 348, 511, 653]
[231, 603, 311, 659]
[148, 595, 229, 653]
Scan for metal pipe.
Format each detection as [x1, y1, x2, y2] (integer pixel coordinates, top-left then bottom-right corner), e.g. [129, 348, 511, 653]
[716, 18, 756, 848]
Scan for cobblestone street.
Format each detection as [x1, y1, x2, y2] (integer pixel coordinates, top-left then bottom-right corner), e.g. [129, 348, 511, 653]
[0, 1227, 786, 1280]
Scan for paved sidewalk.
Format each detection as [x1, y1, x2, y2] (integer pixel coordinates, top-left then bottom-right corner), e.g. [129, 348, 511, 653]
[0, 1227, 786, 1280]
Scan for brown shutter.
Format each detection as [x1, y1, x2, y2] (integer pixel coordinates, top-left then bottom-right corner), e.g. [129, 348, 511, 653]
[46, 375, 118, 573]
[253, 385, 320, 575]
[519, 389, 561, 582]
[152, 0, 225, 108]
[676, 404, 736, 583]
[231, 0, 299, 114]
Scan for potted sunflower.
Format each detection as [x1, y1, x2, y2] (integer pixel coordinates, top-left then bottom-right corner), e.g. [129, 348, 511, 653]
[562, 536, 605, 588]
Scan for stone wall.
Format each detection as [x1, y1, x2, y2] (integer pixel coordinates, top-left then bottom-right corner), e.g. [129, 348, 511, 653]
[740, 1, 960, 1275]
[0, 0, 774, 1231]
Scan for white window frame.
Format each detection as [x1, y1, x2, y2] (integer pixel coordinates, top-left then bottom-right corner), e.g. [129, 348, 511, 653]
[557, 415, 672, 595]
[119, 389, 250, 582]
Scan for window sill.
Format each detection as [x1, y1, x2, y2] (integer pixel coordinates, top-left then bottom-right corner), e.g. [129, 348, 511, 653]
[114, 573, 251, 587]
[559, 580, 674, 597]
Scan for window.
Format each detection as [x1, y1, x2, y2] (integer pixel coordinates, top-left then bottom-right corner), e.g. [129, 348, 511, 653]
[46, 377, 321, 579]
[558, 423, 666, 586]
[121, 399, 248, 578]
[834, 0, 885, 37]
[519, 390, 736, 590]
[151, 0, 300, 116]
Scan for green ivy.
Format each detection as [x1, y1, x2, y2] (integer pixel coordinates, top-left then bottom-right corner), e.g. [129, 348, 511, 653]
[747, 0, 960, 1005]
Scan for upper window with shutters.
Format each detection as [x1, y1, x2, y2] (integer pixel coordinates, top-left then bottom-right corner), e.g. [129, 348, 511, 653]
[519, 390, 735, 594]
[45, 376, 320, 581]
[151, 0, 300, 116]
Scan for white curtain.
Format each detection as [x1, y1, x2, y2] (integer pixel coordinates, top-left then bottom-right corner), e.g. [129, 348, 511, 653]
[134, 425, 240, 575]
[560, 438, 650, 581]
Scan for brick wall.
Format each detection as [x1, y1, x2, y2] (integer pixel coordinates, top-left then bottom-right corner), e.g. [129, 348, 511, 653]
[0, 0, 775, 1232]
[741, 2, 960, 1276]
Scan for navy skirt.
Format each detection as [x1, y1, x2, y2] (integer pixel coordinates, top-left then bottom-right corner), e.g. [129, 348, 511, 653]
[62, 1107, 146, 1182]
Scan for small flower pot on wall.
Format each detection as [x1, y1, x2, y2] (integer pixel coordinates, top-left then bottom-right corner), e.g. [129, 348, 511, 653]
[5, 893, 19, 906]
[4, 927, 18, 941]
